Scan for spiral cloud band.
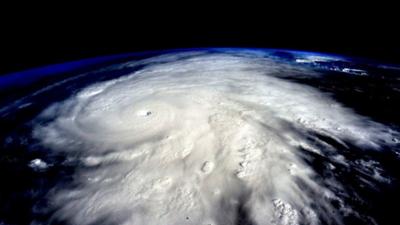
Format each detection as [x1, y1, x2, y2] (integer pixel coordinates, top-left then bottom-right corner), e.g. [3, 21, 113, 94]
[34, 52, 396, 225]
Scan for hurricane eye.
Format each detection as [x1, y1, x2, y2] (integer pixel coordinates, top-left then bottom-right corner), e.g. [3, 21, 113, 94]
[136, 110, 152, 117]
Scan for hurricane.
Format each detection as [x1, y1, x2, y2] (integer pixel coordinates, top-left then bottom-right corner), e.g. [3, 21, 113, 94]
[26, 52, 399, 225]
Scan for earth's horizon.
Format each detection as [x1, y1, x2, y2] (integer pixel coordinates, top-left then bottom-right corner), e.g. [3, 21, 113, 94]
[1, 48, 400, 225]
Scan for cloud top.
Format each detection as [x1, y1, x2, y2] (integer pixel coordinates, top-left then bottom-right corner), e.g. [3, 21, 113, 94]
[34, 53, 396, 225]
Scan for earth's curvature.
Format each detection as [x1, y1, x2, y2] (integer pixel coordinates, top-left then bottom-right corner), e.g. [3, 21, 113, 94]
[1, 48, 400, 225]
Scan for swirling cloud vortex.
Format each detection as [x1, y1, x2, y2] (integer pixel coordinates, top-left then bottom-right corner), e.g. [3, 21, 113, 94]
[34, 53, 394, 225]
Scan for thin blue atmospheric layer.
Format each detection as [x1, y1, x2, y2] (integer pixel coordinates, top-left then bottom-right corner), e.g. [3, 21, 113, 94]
[0, 48, 205, 90]
[0, 52, 145, 90]
[0, 47, 392, 91]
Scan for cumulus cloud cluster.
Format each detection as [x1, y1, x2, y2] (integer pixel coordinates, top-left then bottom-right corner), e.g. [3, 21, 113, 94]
[34, 52, 396, 225]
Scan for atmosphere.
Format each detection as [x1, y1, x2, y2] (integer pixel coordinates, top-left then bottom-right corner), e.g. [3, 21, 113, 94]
[1, 8, 400, 225]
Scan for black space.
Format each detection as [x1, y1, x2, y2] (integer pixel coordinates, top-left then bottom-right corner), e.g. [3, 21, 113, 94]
[1, 7, 399, 75]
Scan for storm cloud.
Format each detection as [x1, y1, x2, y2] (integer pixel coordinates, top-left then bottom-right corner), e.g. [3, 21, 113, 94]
[33, 53, 397, 225]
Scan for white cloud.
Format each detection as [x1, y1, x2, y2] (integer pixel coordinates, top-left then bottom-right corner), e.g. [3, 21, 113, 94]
[33, 53, 397, 225]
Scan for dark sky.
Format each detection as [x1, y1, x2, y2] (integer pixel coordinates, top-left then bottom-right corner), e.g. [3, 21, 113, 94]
[1, 7, 399, 75]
